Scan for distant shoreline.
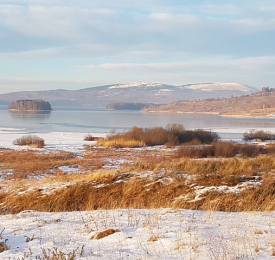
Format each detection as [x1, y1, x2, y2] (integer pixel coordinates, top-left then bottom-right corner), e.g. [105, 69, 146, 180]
[143, 110, 275, 119]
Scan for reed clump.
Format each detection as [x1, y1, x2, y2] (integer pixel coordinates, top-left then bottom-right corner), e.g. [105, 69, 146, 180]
[96, 124, 219, 148]
[96, 138, 146, 148]
[177, 141, 264, 158]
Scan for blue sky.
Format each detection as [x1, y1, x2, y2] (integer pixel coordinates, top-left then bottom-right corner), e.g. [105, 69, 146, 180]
[0, 0, 274, 93]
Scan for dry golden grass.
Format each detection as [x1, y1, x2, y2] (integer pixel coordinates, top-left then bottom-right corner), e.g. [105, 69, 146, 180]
[91, 229, 120, 240]
[96, 138, 146, 148]
[1, 147, 275, 213]
[41, 247, 83, 260]
[148, 236, 159, 242]
[0, 150, 85, 178]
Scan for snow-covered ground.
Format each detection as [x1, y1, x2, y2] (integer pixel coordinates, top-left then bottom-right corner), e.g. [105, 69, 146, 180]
[0, 128, 106, 152]
[1, 209, 275, 259]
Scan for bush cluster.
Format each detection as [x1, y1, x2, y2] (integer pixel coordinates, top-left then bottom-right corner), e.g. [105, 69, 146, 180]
[13, 134, 45, 148]
[243, 130, 275, 141]
[103, 124, 219, 147]
[177, 142, 267, 158]
[84, 134, 97, 141]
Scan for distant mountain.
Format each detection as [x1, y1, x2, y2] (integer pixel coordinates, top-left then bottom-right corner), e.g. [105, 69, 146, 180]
[0, 82, 258, 109]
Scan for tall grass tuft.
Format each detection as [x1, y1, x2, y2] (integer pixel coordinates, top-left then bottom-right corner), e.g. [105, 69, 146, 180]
[96, 138, 146, 148]
[178, 142, 263, 158]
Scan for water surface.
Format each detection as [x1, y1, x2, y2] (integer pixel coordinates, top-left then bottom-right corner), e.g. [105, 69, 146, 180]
[1, 106, 275, 140]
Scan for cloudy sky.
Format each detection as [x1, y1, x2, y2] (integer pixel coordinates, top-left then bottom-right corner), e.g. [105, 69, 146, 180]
[0, 0, 274, 93]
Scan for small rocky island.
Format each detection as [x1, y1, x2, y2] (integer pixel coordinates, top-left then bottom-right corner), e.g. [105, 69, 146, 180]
[9, 99, 52, 111]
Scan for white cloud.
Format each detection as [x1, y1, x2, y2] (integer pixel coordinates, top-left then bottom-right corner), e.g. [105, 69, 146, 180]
[231, 18, 275, 32]
[0, 1, 274, 92]
[80, 56, 275, 72]
[76, 56, 275, 88]
[200, 3, 241, 15]
[0, 4, 117, 41]
[0, 78, 101, 94]
[0, 47, 62, 58]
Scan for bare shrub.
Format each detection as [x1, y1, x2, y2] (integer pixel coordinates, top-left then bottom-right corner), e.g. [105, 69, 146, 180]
[143, 127, 168, 145]
[183, 139, 201, 145]
[13, 135, 45, 148]
[178, 145, 214, 158]
[213, 142, 237, 157]
[178, 142, 237, 158]
[265, 144, 275, 154]
[243, 130, 275, 141]
[238, 144, 261, 158]
[98, 124, 220, 147]
[176, 129, 219, 144]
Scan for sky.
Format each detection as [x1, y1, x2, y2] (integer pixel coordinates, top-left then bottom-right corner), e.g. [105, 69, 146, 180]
[0, 0, 274, 94]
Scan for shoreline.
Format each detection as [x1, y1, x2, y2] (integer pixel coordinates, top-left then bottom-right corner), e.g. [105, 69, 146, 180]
[143, 110, 275, 119]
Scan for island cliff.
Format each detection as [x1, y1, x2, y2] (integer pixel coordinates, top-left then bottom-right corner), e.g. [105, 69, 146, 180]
[9, 99, 52, 111]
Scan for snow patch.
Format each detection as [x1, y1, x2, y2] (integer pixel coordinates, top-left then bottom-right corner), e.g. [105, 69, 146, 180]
[183, 83, 254, 92]
[109, 82, 163, 89]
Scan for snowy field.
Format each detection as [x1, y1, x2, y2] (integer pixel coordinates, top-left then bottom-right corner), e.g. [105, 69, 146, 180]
[0, 128, 106, 153]
[1, 209, 275, 259]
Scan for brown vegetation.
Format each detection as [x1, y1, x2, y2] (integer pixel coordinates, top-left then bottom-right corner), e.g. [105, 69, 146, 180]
[91, 229, 120, 240]
[13, 135, 45, 148]
[243, 130, 275, 141]
[0, 144, 275, 213]
[177, 141, 266, 158]
[0, 242, 8, 253]
[84, 134, 98, 141]
[97, 124, 219, 148]
[1, 139, 275, 214]
[41, 247, 83, 260]
[96, 137, 146, 148]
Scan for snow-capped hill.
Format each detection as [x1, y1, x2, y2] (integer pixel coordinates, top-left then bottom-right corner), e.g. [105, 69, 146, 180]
[0, 82, 259, 109]
[183, 83, 255, 92]
[109, 82, 163, 89]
